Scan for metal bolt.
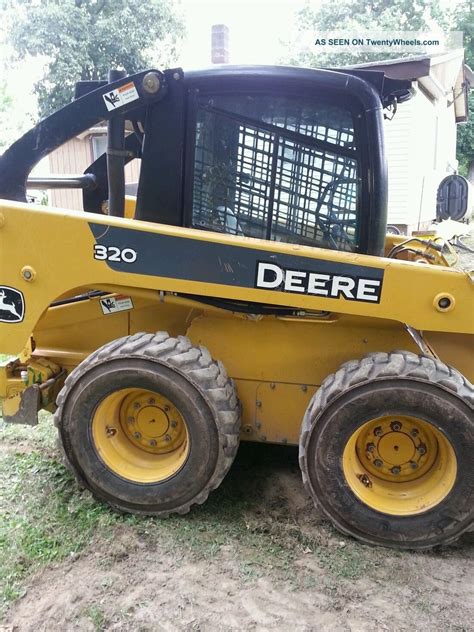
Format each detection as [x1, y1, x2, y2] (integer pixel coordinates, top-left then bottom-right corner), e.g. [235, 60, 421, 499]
[256, 400, 262, 408]
[142, 72, 161, 94]
[390, 421, 402, 432]
[149, 439, 157, 447]
[261, 435, 267, 442]
[301, 385, 308, 392]
[374, 426, 383, 437]
[242, 425, 253, 435]
[409, 461, 418, 470]
[164, 405, 170, 412]
[106, 426, 117, 437]
[164, 434, 171, 442]
[390, 466, 401, 475]
[134, 432, 142, 440]
[366, 442, 376, 453]
[410, 429, 419, 438]
[438, 296, 451, 310]
[22, 269, 32, 280]
[256, 421, 261, 430]
[270, 383, 276, 390]
[357, 474, 372, 488]
[148, 398, 156, 405]
[170, 420, 178, 428]
[173, 71, 181, 81]
[417, 443, 426, 455]
[127, 416, 135, 424]
[373, 459, 383, 468]
[133, 402, 141, 410]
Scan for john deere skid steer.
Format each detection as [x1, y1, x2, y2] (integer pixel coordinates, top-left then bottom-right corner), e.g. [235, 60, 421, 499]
[0, 66, 472, 549]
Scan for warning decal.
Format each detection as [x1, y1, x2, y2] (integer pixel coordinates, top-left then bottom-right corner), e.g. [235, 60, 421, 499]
[100, 295, 134, 315]
[103, 82, 139, 111]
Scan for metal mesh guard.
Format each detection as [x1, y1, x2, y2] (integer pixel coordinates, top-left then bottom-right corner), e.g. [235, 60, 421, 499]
[193, 95, 359, 251]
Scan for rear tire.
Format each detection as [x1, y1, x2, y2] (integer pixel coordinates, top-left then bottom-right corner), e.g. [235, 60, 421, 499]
[55, 332, 241, 515]
[299, 351, 474, 549]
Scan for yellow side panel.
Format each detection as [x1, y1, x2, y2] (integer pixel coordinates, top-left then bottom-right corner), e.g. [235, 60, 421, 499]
[1, 202, 473, 356]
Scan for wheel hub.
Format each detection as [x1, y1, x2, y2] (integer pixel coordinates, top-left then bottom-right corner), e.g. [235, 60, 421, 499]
[356, 415, 436, 481]
[91, 387, 190, 483]
[343, 413, 457, 515]
[121, 391, 186, 454]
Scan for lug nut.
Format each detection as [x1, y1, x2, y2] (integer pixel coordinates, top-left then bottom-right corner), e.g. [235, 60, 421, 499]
[366, 442, 376, 453]
[134, 432, 142, 440]
[149, 439, 157, 447]
[164, 405, 170, 412]
[374, 426, 383, 437]
[133, 402, 141, 410]
[127, 416, 135, 424]
[170, 420, 177, 428]
[148, 398, 155, 405]
[106, 426, 117, 437]
[390, 466, 401, 475]
[164, 434, 171, 442]
[373, 459, 383, 468]
[390, 421, 402, 431]
[410, 429, 419, 438]
[409, 461, 418, 470]
[417, 443, 426, 455]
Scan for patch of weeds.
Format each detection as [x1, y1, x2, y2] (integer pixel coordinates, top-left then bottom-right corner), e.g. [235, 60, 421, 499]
[83, 604, 108, 631]
[0, 421, 121, 617]
[0, 412, 56, 449]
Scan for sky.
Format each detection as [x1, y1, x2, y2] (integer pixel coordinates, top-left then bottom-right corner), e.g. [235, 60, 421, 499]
[0, 0, 465, 152]
[178, 0, 308, 67]
[0, 0, 309, 149]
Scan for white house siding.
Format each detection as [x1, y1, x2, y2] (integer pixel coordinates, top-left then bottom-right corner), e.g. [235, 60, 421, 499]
[383, 98, 413, 225]
[384, 85, 457, 231]
[49, 138, 140, 211]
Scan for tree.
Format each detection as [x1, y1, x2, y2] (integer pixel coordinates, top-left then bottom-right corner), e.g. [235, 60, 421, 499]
[453, 0, 474, 182]
[282, 0, 449, 67]
[1, 0, 184, 118]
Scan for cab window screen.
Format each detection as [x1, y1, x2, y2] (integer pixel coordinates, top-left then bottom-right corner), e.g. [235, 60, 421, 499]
[192, 94, 359, 251]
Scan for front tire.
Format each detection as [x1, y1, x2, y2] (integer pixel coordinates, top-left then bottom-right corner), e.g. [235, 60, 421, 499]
[55, 332, 241, 515]
[299, 351, 474, 549]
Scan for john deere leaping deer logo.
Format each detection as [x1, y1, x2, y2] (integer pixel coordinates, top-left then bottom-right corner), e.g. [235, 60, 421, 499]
[0, 287, 25, 323]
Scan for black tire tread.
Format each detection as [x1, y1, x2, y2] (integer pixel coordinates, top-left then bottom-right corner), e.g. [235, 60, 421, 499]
[54, 332, 241, 516]
[299, 350, 474, 547]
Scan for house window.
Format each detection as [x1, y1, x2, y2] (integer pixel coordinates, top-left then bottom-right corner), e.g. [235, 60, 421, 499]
[91, 134, 107, 161]
[192, 94, 360, 251]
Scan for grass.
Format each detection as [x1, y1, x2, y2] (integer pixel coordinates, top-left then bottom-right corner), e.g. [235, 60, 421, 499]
[0, 412, 471, 622]
[0, 414, 123, 614]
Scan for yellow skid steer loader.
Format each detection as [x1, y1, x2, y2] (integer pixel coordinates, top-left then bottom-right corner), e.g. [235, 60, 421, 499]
[0, 66, 472, 548]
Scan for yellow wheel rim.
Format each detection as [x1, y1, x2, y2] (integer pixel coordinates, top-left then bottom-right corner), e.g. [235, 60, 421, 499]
[342, 415, 457, 515]
[92, 388, 189, 483]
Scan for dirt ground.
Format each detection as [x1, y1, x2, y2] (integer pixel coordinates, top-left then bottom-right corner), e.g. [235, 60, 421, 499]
[1, 230, 474, 632]
[1, 437, 473, 632]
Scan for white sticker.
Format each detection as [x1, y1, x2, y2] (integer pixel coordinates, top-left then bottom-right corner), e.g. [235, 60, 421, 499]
[103, 81, 139, 111]
[100, 295, 134, 315]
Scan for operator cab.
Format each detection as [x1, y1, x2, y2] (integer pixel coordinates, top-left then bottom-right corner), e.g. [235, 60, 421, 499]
[0, 65, 412, 257]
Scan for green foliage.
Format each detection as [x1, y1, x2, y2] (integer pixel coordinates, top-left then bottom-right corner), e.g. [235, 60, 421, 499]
[0, 82, 12, 114]
[2, 0, 184, 118]
[457, 93, 474, 179]
[284, 0, 449, 67]
[453, 1, 474, 179]
[454, 0, 473, 67]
